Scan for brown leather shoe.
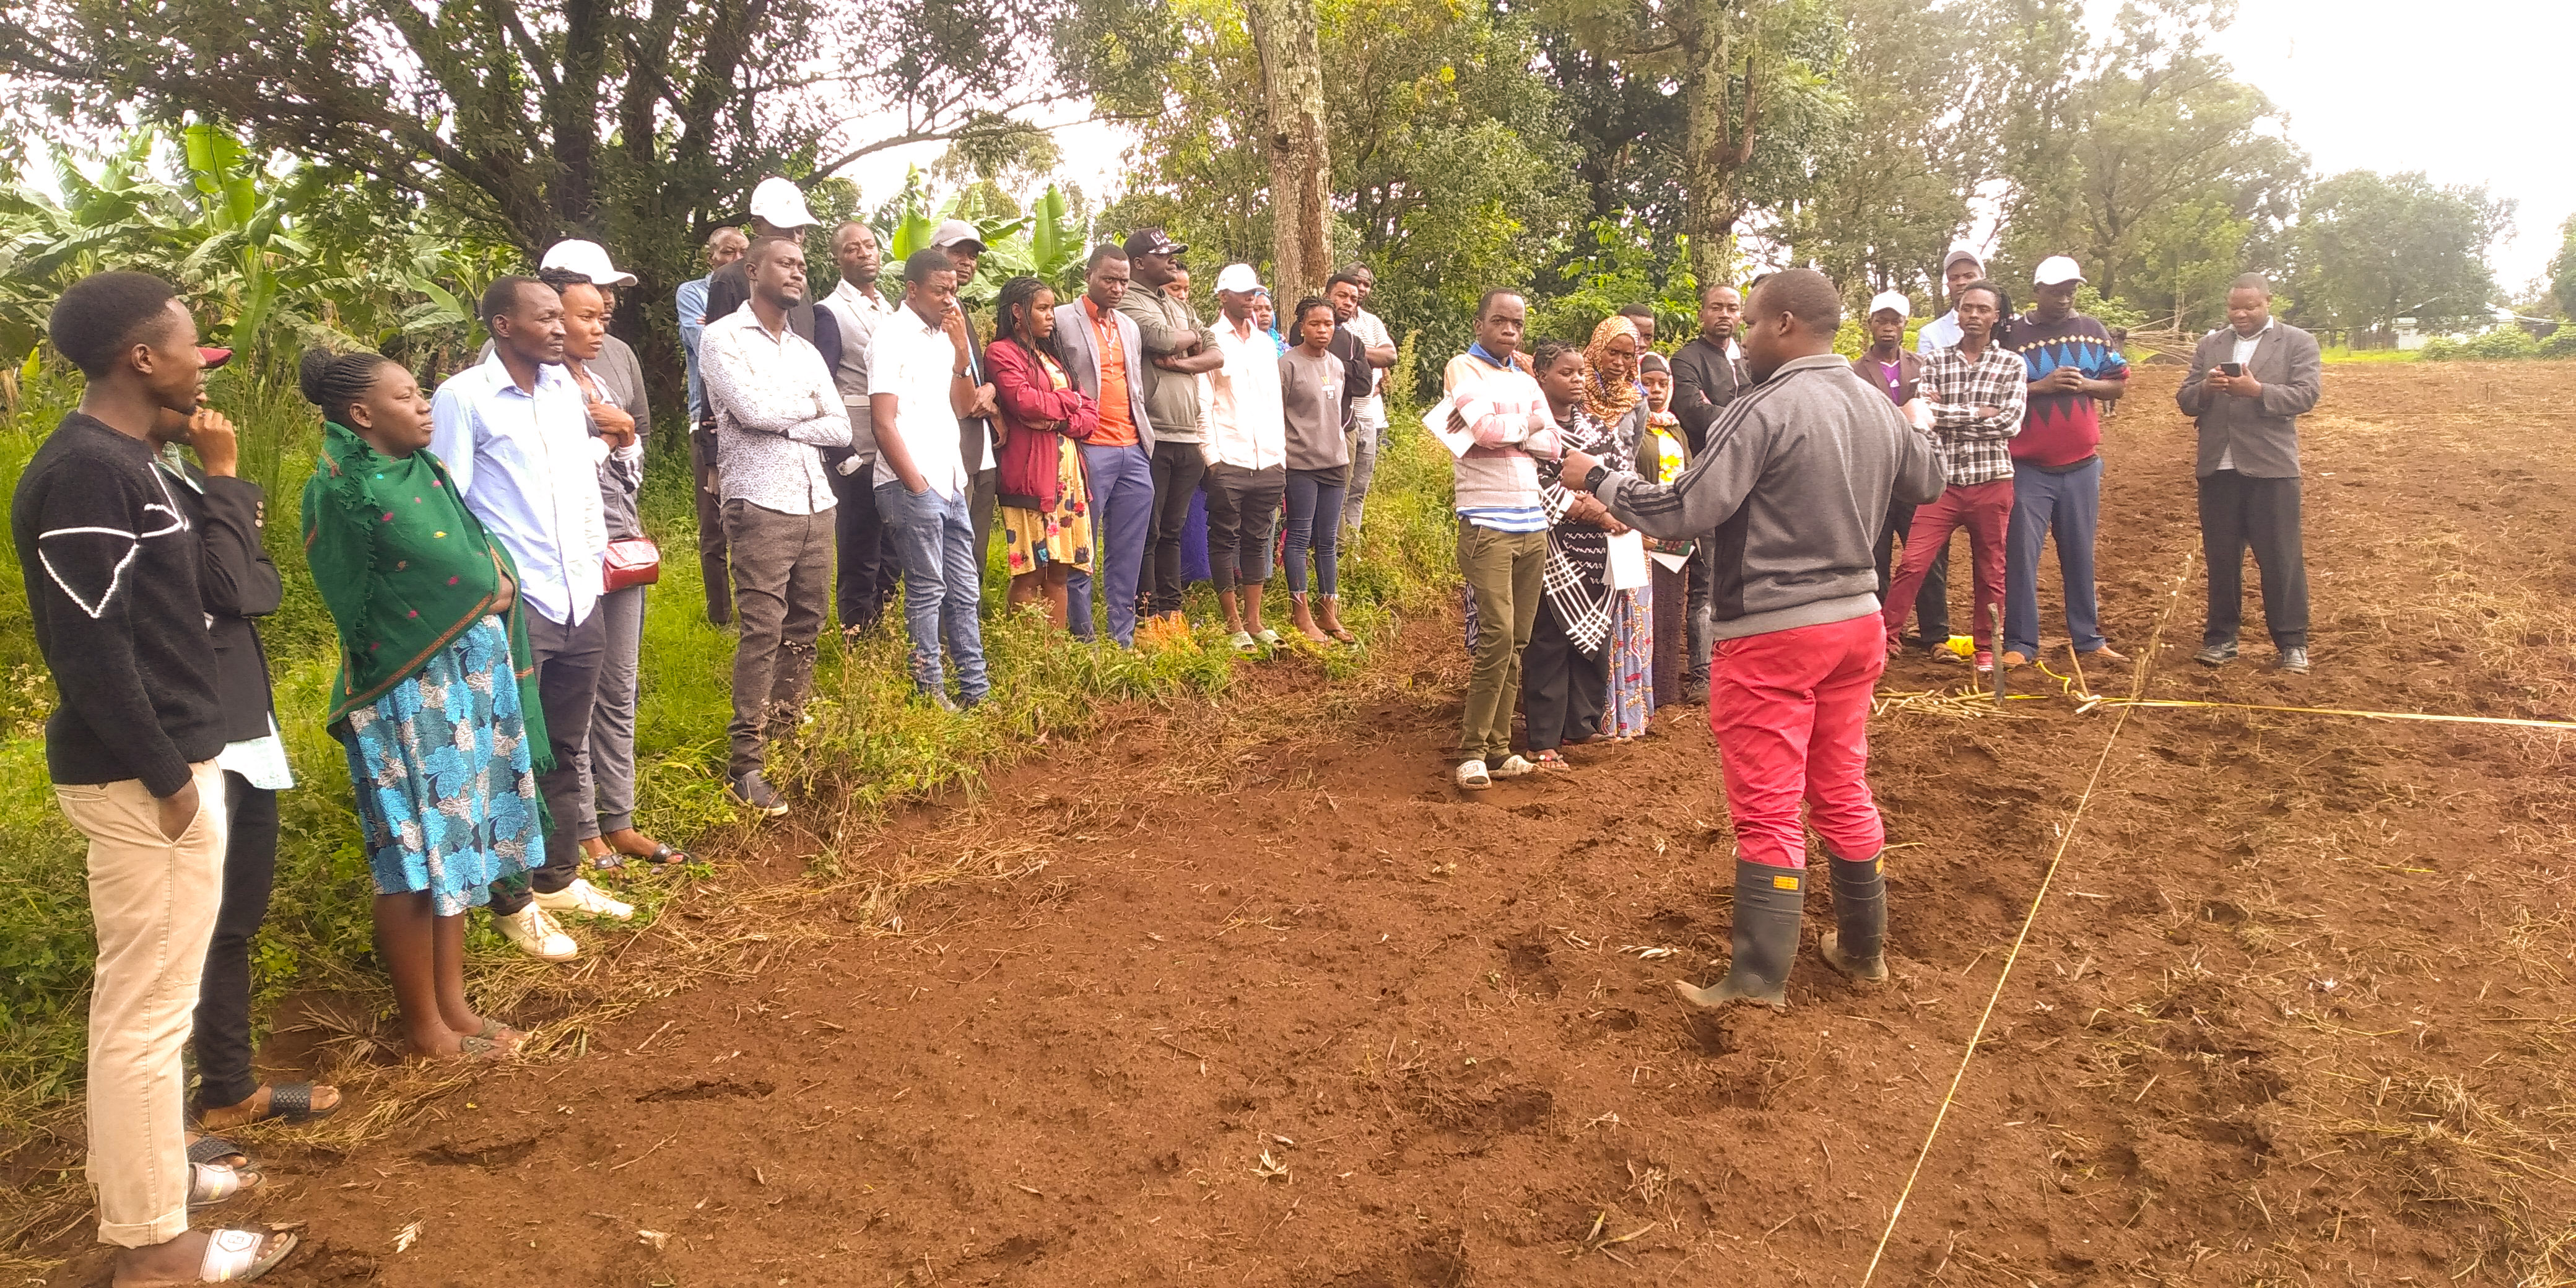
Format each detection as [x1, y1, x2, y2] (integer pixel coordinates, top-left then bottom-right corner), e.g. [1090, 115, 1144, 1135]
[1998, 650, 2030, 668]
[2080, 644, 2128, 663]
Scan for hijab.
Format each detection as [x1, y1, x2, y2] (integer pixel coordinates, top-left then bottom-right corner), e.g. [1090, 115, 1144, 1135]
[1582, 315, 1643, 427]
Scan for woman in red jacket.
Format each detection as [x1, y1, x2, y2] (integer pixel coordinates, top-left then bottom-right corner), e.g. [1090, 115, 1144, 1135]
[988, 275, 1100, 631]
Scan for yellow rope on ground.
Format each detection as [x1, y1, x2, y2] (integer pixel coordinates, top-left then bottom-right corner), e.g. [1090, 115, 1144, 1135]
[2089, 697, 2576, 732]
[1856, 545, 2197, 1287]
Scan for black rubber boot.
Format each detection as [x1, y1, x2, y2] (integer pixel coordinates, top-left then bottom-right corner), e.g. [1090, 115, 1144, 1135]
[1820, 851, 1888, 982]
[1674, 859, 1805, 1009]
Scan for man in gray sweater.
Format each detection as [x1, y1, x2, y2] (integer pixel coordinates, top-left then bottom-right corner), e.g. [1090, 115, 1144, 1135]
[1565, 268, 1943, 1011]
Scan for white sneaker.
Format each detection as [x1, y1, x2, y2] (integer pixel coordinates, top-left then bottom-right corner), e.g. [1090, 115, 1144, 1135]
[495, 905, 579, 961]
[1455, 759, 1492, 790]
[1490, 754, 1538, 778]
[534, 877, 634, 921]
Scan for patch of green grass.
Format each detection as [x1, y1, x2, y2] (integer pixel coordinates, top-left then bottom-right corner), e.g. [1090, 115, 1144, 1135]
[2320, 347, 2421, 364]
[0, 352, 1465, 1115]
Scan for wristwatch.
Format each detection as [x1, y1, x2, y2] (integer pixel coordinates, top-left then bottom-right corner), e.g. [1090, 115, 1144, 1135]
[1584, 462, 1613, 494]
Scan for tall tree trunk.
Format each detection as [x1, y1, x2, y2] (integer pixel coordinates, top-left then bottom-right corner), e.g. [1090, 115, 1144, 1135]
[1243, 0, 1331, 302]
[1674, 2, 1759, 290]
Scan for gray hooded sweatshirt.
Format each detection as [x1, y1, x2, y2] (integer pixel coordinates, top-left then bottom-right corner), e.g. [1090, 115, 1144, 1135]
[1596, 352, 1944, 641]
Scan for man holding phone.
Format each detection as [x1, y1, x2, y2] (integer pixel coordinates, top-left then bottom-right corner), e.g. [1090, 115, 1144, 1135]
[2177, 272, 2323, 673]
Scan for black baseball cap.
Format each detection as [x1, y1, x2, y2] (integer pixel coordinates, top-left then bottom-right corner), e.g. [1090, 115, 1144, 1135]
[1123, 228, 1188, 259]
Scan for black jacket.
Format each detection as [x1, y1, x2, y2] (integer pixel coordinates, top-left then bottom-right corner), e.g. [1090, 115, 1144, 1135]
[10, 415, 224, 795]
[161, 460, 282, 744]
[1670, 336, 1749, 451]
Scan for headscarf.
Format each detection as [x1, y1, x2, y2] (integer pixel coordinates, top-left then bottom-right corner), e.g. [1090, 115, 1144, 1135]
[301, 419, 550, 765]
[1583, 315, 1643, 427]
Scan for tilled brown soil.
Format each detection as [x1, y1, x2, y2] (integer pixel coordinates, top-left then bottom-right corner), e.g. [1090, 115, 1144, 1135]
[41, 363, 2576, 1286]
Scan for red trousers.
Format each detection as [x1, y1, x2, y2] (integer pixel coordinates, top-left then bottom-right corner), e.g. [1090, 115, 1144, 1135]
[1882, 476, 2011, 651]
[1710, 612, 1887, 869]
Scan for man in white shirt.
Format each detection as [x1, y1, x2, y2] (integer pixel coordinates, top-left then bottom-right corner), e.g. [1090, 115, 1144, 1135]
[1204, 263, 1289, 650]
[817, 220, 898, 635]
[868, 248, 990, 709]
[1330, 265, 1398, 542]
[1915, 249, 1985, 356]
[429, 276, 629, 959]
[700, 237, 851, 814]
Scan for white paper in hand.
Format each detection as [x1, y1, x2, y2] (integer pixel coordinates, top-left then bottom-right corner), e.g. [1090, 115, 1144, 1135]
[1607, 530, 1650, 590]
[1424, 394, 1476, 458]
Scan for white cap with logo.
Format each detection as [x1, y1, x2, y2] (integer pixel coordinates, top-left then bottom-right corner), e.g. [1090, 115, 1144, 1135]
[539, 239, 638, 287]
[1214, 263, 1263, 295]
[1866, 289, 1910, 319]
[2033, 256, 2085, 286]
[747, 176, 817, 230]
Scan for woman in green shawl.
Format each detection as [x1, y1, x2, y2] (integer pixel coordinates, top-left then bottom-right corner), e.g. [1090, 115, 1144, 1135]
[298, 348, 550, 1059]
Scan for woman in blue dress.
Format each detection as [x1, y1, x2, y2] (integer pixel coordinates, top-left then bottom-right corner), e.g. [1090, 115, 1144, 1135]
[298, 347, 549, 1059]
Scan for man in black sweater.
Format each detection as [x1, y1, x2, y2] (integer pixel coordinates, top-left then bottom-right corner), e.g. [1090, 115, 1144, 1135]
[1668, 282, 1751, 703]
[11, 271, 298, 1281]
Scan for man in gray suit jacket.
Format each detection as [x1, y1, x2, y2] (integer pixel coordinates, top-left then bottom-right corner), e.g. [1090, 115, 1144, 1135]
[1053, 243, 1159, 645]
[2177, 272, 2323, 673]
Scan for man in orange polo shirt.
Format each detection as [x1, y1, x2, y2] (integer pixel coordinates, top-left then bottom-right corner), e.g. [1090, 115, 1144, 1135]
[1051, 245, 1159, 644]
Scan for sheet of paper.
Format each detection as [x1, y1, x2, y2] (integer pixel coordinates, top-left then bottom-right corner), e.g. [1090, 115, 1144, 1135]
[1607, 530, 1650, 590]
[1648, 549, 1691, 575]
[1423, 394, 1475, 457]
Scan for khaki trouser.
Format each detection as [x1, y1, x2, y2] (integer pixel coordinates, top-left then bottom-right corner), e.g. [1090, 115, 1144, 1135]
[55, 759, 227, 1247]
[1457, 521, 1547, 763]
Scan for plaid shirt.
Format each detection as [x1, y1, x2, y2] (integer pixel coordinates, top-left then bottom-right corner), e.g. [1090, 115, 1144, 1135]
[1918, 342, 2027, 485]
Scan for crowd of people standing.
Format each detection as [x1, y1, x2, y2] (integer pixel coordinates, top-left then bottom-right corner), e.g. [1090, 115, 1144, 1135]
[11, 163, 2320, 1279]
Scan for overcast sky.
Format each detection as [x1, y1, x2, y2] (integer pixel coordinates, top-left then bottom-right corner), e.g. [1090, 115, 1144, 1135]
[842, 0, 2575, 292]
[2222, 0, 2570, 290]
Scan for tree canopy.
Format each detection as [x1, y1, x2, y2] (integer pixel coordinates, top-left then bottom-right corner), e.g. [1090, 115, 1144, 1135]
[0, 0, 2525, 394]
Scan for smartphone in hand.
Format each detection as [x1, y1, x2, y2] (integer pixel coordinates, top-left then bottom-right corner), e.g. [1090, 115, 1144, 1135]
[2218, 362, 2243, 377]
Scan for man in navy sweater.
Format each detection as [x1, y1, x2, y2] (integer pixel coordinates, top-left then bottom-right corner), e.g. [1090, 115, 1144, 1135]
[11, 271, 298, 1281]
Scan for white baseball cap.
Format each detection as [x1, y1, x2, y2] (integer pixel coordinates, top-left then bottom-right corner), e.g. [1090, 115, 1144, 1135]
[2033, 255, 2084, 286]
[539, 239, 638, 287]
[1866, 289, 1910, 319]
[747, 176, 817, 230]
[1214, 263, 1263, 295]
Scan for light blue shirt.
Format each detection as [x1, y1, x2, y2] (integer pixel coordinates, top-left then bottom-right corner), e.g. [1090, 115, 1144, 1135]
[1916, 310, 1961, 356]
[677, 275, 711, 420]
[429, 354, 607, 628]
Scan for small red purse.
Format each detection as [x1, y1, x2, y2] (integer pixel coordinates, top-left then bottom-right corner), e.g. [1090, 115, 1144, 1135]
[604, 537, 661, 591]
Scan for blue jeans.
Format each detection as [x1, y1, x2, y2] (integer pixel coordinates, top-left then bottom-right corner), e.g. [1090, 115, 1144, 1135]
[2004, 455, 2106, 658]
[877, 481, 989, 702]
[1283, 468, 1346, 597]
[1069, 442, 1154, 645]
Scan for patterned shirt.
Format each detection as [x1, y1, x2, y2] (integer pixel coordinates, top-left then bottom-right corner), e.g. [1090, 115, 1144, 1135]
[2007, 311, 2130, 468]
[1917, 342, 2026, 486]
[702, 302, 850, 514]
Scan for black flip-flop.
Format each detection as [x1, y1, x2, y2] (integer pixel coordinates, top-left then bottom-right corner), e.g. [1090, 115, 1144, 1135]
[188, 1135, 246, 1168]
[633, 842, 692, 866]
[259, 1082, 334, 1123]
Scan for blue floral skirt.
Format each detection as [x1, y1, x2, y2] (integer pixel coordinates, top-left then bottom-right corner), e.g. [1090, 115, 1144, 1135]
[343, 617, 542, 916]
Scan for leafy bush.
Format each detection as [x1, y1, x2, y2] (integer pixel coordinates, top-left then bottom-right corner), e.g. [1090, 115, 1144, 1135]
[2464, 327, 2541, 360]
[2419, 328, 2566, 362]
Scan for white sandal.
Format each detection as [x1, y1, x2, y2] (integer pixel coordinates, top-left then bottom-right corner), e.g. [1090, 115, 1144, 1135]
[198, 1227, 297, 1282]
[188, 1160, 260, 1206]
